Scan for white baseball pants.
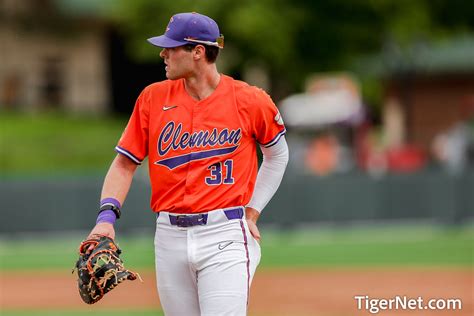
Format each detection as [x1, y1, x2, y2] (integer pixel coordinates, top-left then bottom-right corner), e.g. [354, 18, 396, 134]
[154, 207, 261, 316]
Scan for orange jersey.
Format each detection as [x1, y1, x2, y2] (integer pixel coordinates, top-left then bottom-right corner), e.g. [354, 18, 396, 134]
[116, 74, 286, 214]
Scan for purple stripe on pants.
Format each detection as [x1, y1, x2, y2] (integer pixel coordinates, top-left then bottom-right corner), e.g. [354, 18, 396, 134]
[239, 219, 251, 306]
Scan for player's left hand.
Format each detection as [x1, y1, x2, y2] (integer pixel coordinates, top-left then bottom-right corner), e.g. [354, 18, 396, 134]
[245, 207, 261, 243]
[85, 222, 115, 254]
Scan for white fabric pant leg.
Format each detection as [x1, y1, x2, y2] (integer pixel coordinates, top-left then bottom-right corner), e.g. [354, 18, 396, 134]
[154, 218, 200, 315]
[154, 209, 261, 316]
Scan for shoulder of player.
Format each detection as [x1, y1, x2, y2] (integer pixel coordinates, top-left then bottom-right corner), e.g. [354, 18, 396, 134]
[229, 77, 273, 106]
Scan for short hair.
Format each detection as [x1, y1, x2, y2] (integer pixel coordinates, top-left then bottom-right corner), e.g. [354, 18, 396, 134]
[183, 44, 219, 63]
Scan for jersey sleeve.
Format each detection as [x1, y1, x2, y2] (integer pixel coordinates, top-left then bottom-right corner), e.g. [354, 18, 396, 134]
[250, 89, 286, 148]
[115, 89, 150, 164]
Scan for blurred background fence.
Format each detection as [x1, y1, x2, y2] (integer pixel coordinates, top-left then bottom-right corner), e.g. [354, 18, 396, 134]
[1, 166, 472, 234]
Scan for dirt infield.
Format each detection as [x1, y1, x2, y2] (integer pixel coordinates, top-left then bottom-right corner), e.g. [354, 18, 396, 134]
[1, 268, 472, 315]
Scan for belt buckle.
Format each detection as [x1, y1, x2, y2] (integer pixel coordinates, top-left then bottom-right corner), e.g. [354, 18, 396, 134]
[176, 215, 191, 227]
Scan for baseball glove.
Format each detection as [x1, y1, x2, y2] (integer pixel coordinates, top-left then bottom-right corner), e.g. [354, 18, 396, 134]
[73, 235, 140, 304]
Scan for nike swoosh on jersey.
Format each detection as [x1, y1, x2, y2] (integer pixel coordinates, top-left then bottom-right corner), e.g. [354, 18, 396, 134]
[218, 241, 233, 250]
[163, 105, 178, 111]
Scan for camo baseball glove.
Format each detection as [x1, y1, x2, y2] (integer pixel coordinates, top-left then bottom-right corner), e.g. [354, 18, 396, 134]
[73, 235, 140, 304]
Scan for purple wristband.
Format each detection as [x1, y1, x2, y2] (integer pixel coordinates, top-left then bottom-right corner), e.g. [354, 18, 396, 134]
[100, 198, 121, 209]
[96, 210, 117, 225]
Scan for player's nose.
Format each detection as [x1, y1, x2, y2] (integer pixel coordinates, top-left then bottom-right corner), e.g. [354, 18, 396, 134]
[159, 48, 168, 59]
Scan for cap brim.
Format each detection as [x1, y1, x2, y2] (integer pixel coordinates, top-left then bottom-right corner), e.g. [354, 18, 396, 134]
[147, 35, 187, 48]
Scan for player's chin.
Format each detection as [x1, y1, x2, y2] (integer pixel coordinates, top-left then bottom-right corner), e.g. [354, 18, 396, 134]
[165, 71, 178, 80]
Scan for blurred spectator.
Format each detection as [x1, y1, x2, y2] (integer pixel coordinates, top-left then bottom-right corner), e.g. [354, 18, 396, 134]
[304, 131, 353, 176]
[431, 96, 474, 174]
[381, 96, 427, 173]
[354, 122, 388, 177]
[305, 133, 338, 176]
[386, 145, 426, 172]
[280, 73, 362, 176]
[355, 120, 427, 176]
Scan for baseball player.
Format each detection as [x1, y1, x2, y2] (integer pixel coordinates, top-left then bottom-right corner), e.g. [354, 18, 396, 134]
[86, 12, 289, 315]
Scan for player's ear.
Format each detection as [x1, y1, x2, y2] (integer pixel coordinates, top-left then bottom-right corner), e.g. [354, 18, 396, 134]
[193, 45, 205, 60]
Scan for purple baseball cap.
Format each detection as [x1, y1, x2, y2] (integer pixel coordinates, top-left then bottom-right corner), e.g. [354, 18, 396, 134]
[148, 12, 224, 49]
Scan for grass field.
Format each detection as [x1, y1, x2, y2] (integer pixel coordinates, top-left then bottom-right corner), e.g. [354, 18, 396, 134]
[1, 224, 472, 271]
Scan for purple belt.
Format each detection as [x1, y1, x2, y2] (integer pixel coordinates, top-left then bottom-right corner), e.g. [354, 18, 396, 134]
[168, 207, 244, 227]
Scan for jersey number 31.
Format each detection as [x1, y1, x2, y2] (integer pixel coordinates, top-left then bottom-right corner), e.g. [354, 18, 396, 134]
[205, 160, 234, 185]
